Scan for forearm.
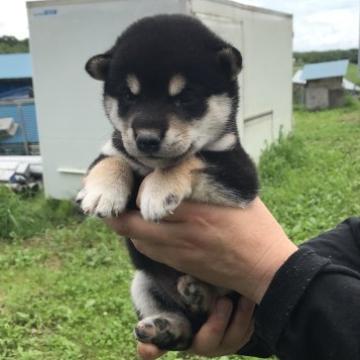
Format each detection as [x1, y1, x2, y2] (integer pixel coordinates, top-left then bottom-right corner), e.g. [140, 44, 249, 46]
[247, 218, 360, 359]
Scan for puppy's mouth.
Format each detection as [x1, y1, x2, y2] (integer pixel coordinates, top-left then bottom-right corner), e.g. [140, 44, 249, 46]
[137, 145, 194, 168]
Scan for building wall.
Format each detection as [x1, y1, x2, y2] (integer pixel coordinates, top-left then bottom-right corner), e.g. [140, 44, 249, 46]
[293, 83, 305, 105]
[329, 89, 346, 107]
[305, 87, 328, 110]
[305, 77, 344, 110]
[306, 77, 342, 90]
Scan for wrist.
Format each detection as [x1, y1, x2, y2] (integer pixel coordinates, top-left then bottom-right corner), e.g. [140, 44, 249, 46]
[251, 239, 298, 304]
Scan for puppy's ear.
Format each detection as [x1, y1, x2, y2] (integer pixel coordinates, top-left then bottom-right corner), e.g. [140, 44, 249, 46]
[85, 51, 112, 81]
[217, 46, 242, 80]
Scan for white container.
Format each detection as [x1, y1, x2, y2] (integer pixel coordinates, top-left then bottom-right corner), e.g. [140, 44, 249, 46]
[27, 0, 293, 199]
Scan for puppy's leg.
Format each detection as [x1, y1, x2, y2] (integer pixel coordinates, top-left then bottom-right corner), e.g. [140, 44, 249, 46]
[139, 156, 204, 221]
[194, 148, 258, 207]
[76, 147, 133, 217]
[131, 270, 193, 350]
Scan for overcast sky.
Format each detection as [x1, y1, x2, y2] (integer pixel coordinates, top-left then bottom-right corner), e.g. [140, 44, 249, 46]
[0, 0, 359, 51]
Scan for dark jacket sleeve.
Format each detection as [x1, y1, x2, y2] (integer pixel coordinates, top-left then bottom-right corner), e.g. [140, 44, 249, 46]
[240, 217, 360, 359]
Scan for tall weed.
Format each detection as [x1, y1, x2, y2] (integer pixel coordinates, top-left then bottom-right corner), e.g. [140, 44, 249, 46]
[0, 187, 80, 240]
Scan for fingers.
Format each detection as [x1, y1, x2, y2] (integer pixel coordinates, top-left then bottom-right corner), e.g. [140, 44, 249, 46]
[105, 200, 225, 242]
[104, 212, 172, 244]
[163, 201, 225, 223]
[191, 298, 233, 356]
[137, 343, 165, 360]
[105, 213, 191, 267]
[104, 202, 215, 244]
[191, 297, 255, 357]
[219, 297, 255, 353]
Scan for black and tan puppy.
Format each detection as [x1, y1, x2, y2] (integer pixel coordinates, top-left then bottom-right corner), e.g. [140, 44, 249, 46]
[77, 14, 258, 350]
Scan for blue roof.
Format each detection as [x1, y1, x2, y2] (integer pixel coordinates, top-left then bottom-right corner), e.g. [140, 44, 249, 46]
[301, 60, 349, 81]
[0, 53, 32, 80]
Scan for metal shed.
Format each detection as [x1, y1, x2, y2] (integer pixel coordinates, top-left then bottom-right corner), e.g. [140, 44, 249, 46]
[0, 53, 39, 155]
[27, 0, 293, 199]
[293, 60, 349, 110]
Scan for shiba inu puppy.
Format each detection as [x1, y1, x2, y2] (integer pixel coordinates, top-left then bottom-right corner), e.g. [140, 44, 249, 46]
[77, 14, 258, 350]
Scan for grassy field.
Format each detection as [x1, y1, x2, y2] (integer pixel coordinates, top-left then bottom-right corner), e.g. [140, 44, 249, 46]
[346, 63, 360, 86]
[0, 101, 359, 359]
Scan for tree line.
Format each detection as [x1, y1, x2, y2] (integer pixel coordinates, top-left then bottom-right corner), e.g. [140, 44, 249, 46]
[0, 36, 29, 54]
[294, 49, 358, 65]
[0, 35, 358, 66]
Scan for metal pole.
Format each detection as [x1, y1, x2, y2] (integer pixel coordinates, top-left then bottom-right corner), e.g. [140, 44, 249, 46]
[17, 103, 29, 155]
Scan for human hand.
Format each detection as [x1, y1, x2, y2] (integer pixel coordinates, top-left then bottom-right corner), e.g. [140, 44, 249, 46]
[137, 296, 255, 360]
[106, 197, 297, 303]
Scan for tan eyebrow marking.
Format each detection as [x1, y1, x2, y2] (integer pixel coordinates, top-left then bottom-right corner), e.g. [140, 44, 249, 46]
[126, 74, 141, 95]
[169, 74, 186, 96]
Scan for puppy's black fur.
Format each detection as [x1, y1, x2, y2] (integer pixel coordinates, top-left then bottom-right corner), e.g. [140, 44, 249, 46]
[78, 14, 258, 350]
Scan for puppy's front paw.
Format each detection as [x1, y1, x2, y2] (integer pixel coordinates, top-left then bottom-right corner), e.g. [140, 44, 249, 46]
[76, 157, 132, 217]
[139, 170, 192, 222]
[76, 183, 129, 217]
[139, 157, 203, 221]
[140, 187, 183, 222]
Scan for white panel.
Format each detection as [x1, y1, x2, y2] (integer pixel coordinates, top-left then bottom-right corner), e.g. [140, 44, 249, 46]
[190, 0, 292, 21]
[243, 112, 273, 163]
[242, 14, 293, 139]
[28, 0, 187, 198]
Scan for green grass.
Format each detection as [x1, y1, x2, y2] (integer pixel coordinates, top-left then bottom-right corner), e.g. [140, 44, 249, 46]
[0, 220, 135, 360]
[0, 188, 81, 241]
[260, 100, 360, 243]
[346, 63, 360, 86]
[0, 101, 359, 359]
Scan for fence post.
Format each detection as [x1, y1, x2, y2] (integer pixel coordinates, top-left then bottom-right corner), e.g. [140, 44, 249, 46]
[17, 102, 30, 155]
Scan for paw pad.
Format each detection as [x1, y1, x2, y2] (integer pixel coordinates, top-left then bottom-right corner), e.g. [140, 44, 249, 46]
[134, 315, 191, 350]
[164, 193, 179, 207]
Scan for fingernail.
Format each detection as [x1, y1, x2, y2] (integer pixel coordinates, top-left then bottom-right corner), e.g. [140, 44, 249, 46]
[216, 298, 232, 317]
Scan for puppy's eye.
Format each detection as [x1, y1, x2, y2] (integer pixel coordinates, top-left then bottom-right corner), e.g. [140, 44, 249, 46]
[173, 90, 196, 107]
[120, 87, 137, 103]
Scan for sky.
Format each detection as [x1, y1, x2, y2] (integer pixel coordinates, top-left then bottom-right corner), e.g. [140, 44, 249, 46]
[0, 0, 359, 51]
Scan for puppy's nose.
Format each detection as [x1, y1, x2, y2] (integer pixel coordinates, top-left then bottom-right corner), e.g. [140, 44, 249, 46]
[136, 133, 161, 153]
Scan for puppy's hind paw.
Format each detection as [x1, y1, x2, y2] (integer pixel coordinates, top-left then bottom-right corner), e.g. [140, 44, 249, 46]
[134, 314, 192, 350]
[177, 275, 213, 314]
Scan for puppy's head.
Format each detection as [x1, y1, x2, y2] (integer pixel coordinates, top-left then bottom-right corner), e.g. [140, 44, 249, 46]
[86, 14, 242, 168]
